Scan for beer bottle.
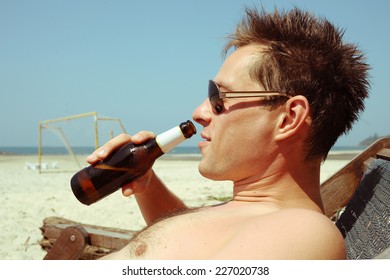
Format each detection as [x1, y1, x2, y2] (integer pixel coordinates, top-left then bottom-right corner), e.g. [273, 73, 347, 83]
[70, 120, 196, 205]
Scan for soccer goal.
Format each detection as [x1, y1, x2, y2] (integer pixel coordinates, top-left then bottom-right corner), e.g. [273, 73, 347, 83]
[37, 112, 127, 173]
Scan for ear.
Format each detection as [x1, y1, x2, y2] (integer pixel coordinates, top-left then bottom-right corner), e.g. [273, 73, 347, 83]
[274, 95, 311, 141]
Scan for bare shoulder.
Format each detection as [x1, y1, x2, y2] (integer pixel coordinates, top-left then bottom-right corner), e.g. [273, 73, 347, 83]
[212, 208, 346, 260]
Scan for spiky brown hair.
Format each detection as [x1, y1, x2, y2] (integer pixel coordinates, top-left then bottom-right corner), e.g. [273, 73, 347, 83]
[224, 7, 370, 159]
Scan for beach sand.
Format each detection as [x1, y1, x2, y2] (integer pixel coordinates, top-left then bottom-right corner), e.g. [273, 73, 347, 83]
[0, 152, 355, 260]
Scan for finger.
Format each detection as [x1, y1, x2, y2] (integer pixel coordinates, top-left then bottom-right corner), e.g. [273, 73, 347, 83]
[86, 133, 133, 164]
[86, 131, 156, 164]
[131, 131, 156, 144]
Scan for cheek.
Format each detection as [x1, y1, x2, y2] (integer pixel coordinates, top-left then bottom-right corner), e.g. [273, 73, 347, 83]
[209, 115, 275, 180]
[234, 111, 277, 147]
[225, 111, 276, 148]
[226, 133, 267, 166]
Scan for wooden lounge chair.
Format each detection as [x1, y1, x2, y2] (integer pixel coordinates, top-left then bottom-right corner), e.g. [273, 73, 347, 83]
[40, 217, 136, 260]
[40, 138, 390, 259]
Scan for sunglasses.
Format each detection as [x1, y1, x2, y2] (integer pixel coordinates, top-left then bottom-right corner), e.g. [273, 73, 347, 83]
[208, 80, 292, 114]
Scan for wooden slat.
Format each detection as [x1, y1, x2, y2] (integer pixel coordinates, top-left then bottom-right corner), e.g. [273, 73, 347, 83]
[377, 148, 390, 161]
[41, 216, 135, 235]
[41, 222, 133, 249]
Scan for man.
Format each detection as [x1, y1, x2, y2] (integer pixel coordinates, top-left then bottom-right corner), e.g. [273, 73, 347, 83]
[88, 7, 369, 259]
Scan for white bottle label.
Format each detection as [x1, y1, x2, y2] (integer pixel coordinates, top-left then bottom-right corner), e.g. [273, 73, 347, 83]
[155, 126, 186, 153]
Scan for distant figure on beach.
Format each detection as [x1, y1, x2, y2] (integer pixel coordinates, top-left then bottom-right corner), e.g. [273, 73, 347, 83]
[87, 6, 369, 259]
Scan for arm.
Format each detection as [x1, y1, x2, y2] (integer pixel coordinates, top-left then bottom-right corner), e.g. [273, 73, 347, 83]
[87, 132, 188, 226]
[130, 169, 187, 225]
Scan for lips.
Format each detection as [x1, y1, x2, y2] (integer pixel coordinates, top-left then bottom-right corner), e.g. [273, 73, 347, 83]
[201, 132, 211, 142]
[198, 132, 211, 148]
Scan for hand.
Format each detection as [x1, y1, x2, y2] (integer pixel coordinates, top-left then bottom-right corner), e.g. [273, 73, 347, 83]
[86, 131, 156, 197]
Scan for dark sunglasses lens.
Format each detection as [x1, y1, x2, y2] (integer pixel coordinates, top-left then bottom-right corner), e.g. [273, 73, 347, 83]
[208, 80, 224, 114]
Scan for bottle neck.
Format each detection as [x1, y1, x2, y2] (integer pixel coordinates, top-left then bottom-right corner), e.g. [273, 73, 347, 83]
[155, 126, 187, 154]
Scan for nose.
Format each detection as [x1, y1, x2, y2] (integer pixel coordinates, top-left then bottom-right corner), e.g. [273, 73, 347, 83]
[192, 98, 212, 127]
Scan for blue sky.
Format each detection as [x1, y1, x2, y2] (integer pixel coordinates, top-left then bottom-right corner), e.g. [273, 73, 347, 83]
[1, 0, 389, 148]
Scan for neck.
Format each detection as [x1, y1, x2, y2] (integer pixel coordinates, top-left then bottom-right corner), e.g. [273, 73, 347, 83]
[232, 158, 324, 213]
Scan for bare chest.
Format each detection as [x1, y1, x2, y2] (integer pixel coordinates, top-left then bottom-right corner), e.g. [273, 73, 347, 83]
[124, 206, 257, 259]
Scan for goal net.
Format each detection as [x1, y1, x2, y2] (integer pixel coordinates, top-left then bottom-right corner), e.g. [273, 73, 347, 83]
[37, 112, 127, 173]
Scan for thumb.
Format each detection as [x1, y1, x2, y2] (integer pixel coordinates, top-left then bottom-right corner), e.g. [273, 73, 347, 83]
[122, 184, 135, 197]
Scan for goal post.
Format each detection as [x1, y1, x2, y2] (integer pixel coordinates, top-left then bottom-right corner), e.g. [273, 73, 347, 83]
[38, 112, 127, 173]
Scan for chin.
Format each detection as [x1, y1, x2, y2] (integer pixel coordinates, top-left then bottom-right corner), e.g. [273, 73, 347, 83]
[198, 162, 214, 179]
[198, 162, 228, 181]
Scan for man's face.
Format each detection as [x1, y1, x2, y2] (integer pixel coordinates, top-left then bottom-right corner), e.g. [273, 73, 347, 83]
[192, 45, 283, 183]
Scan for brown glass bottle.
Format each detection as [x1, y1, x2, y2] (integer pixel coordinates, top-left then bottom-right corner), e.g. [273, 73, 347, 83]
[70, 120, 196, 205]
